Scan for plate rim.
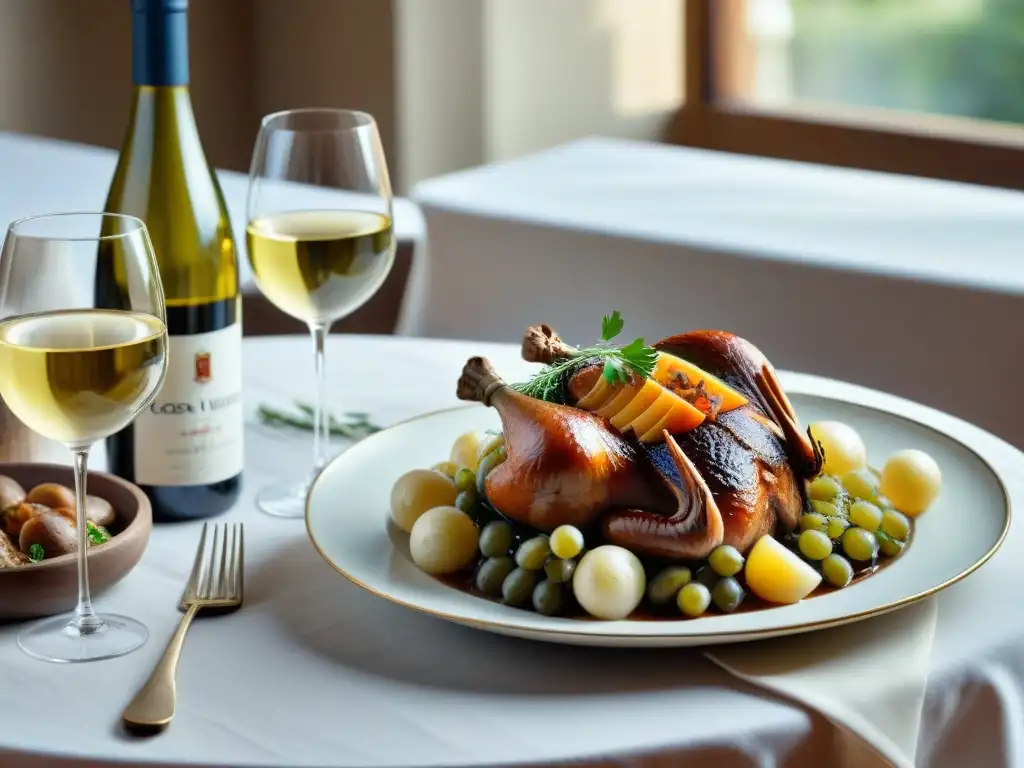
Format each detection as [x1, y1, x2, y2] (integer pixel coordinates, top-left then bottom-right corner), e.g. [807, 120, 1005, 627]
[304, 376, 1012, 641]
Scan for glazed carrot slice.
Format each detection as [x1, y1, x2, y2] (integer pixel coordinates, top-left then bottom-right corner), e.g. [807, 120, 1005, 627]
[652, 352, 748, 413]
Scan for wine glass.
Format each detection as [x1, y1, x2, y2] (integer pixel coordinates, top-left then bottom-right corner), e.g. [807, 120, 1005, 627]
[0, 212, 168, 662]
[245, 108, 396, 518]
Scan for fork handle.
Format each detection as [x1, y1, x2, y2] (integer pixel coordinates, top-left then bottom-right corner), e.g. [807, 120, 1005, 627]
[122, 604, 201, 730]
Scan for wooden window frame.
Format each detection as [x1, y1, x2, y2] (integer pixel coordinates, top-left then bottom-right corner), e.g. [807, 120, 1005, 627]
[667, 0, 1024, 190]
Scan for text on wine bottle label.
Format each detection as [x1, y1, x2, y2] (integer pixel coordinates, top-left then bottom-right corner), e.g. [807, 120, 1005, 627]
[133, 323, 244, 486]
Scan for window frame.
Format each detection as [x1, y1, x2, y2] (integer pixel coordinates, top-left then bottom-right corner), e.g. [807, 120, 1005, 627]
[667, 0, 1024, 190]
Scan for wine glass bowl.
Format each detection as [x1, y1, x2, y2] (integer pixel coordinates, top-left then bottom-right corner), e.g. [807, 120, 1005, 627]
[245, 108, 396, 519]
[0, 211, 167, 662]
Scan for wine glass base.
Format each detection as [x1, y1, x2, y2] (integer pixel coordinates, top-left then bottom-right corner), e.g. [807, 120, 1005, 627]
[18, 613, 148, 663]
[256, 482, 310, 519]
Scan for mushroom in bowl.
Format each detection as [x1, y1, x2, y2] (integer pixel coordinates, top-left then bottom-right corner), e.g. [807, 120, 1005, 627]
[0, 463, 151, 619]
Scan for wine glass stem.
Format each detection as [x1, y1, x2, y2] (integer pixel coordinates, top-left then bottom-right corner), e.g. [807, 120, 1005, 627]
[71, 448, 103, 634]
[309, 322, 329, 485]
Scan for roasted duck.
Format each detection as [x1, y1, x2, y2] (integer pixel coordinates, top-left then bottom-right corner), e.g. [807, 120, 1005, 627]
[456, 324, 822, 561]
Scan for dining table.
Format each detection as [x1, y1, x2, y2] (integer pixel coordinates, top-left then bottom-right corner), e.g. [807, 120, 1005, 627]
[1, 333, 1022, 768]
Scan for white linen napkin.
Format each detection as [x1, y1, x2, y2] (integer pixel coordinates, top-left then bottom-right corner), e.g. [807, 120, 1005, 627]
[705, 597, 938, 768]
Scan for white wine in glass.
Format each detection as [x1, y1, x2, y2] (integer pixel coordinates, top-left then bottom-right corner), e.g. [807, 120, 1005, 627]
[0, 212, 168, 663]
[245, 109, 396, 518]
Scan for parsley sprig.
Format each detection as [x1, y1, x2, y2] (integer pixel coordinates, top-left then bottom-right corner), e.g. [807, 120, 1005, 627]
[513, 312, 658, 403]
[87, 522, 110, 546]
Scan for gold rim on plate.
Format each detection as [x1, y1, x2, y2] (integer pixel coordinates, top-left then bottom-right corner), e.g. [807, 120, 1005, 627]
[304, 384, 1012, 642]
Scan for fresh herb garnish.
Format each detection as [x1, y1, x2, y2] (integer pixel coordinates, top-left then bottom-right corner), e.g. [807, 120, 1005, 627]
[513, 312, 658, 403]
[87, 522, 110, 546]
[601, 310, 624, 341]
[27, 543, 44, 562]
[257, 401, 382, 440]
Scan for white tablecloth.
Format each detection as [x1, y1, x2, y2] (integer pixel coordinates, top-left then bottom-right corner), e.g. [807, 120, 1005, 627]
[1, 335, 1023, 768]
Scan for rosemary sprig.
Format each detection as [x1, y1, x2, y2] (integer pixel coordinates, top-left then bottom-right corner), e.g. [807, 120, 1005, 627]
[257, 401, 382, 440]
[512, 311, 658, 403]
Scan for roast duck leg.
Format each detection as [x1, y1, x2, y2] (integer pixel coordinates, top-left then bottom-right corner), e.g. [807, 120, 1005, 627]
[457, 325, 822, 561]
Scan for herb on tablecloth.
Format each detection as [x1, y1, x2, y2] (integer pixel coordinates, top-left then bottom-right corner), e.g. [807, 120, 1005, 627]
[257, 400, 382, 440]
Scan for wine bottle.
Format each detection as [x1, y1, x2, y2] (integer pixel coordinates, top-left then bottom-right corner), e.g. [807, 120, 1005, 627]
[98, 0, 244, 522]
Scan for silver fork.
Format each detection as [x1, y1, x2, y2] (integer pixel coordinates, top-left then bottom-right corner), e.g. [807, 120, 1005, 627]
[122, 522, 244, 731]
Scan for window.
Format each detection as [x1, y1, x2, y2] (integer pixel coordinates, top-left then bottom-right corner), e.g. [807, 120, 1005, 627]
[668, 0, 1024, 189]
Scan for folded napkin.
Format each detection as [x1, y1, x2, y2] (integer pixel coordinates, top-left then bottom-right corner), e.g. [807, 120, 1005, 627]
[706, 597, 938, 768]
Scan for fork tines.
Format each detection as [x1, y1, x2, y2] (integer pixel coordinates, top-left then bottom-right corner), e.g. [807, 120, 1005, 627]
[182, 522, 244, 606]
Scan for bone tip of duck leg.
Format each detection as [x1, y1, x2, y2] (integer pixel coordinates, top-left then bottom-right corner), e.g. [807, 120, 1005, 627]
[521, 324, 575, 363]
[457, 356, 505, 405]
[805, 426, 825, 477]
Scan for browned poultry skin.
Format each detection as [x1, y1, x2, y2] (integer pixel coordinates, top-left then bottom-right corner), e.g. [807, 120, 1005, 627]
[600, 431, 726, 560]
[457, 357, 673, 532]
[655, 330, 821, 479]
[558, 354, 805, 556]
[599, 406, 804, 557]
[457, 325, 819, 561]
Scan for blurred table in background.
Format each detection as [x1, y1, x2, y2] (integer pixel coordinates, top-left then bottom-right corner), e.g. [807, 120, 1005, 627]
[404, 137, 1024, 448]
[0, 131, 426, 336]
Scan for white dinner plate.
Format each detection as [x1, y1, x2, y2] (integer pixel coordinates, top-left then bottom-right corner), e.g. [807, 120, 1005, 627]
[305, 372, 1010, 647]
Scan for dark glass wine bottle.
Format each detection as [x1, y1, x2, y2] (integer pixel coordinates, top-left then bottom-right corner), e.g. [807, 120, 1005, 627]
[97, 0, 244, 522]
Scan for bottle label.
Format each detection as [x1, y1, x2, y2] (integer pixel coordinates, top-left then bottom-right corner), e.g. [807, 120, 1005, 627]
[133, 322, 244, 486]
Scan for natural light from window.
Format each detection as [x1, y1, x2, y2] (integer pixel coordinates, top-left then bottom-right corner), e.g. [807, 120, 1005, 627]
[729, 0, 1024, 130]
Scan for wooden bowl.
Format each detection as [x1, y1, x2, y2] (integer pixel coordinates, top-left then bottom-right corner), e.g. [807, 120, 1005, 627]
[0, 462, 152, 620]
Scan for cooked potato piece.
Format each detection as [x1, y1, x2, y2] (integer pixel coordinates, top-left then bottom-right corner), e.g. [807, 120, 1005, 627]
[19, 511, 78, 558]
[26, 483, 76, 510]
[85, 495, 116, 527]
[0, 529, 27, 567]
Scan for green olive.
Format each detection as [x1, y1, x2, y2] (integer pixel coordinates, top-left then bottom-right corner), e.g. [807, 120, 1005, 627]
[454, 468, 476, 492]
[708, 545, 744, 577]
[501, 567, 538, 607]
[475, 556, 516, 596]
[514, 536, 551, 570]
[880, 509, 911, 541]
[454, 488, 477, 515]
[841, 469, 881, 503]
[711, 577, 745, 613]
[822, 553, 853, 588]
[826, 516, 850, 540]
[544, 558, 576, 584]
[798, 529, 832, 561]
[532, 580, 565, 616]
[811, 500, 842, 518]
[849, 501, 882, 532]
[807, 475, 842, 501]
[677, 582, 712, 617]
[878, 533, 905, 558]
[841, 527, 879, 562]
[799, 513, 829, 532]
[479, 520, 514, 558]
[646, 566, 693, 606]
